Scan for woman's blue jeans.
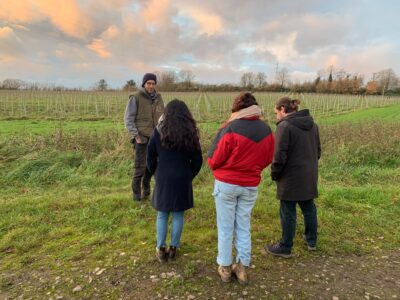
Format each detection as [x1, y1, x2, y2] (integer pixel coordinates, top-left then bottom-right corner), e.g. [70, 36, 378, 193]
[213, 180, 258, 267]
[156, 211, 184, 249]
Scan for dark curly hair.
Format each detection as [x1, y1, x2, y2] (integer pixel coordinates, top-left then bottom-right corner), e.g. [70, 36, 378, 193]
[231, 92, 258, 112]
[159, 99, 201, 152]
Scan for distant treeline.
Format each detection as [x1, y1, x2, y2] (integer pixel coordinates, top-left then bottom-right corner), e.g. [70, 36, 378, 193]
[1, 67, 399, 95]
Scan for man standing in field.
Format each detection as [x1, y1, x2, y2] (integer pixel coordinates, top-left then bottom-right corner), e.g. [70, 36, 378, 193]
[124, 73, 165, 201]
[265, 97, 321, 258]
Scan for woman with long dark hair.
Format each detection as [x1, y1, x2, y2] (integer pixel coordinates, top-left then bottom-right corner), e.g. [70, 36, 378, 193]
[147, 99, 203, 263]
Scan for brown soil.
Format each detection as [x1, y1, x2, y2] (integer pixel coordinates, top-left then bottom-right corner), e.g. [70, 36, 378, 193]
[1, 249, 399, 299]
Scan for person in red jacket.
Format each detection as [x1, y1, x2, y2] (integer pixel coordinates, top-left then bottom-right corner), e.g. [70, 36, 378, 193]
[208, 92, 275, 285]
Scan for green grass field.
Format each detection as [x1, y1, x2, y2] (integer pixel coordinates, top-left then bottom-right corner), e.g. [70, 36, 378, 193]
[1, 92, 400, 299]
[319, 103, 400, 124]
[0, 119, 123, 137]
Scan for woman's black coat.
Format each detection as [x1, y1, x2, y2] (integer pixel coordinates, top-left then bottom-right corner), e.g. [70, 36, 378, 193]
[147, 129, 203, 211]
[271, 109, 321, 201]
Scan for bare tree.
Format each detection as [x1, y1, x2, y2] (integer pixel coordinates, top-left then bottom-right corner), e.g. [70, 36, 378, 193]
[255, 72, 267, 88]
[178, 69, 195, 87]
[335, 68, 348, 80]
[1, 78, 24, 90]
[157, 70, 178, 90]
[375, 69, 398, 95]
[240, 72, 255, 89]
[275, 68, 290, 90]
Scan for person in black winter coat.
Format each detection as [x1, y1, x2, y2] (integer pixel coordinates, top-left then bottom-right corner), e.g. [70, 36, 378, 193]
[265, 97, 321, 258]
[147, 99, 203, 263]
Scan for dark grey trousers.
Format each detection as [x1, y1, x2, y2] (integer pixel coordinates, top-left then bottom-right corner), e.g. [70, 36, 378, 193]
[280, 199, 318, 249]
[132, 142, 152, 198]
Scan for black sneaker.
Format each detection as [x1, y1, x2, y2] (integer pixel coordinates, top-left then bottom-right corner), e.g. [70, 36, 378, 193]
[133, 194, 142, 201]
[156, 247, 168, 263]
[265, 243, 292, 258]
[303, 234, 316, 251]
[168, 246, 177, 260]
[142, 190, 151, 199]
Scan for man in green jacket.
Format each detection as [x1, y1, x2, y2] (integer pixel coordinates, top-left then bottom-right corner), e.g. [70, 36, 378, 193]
[124, 73, 165, 201]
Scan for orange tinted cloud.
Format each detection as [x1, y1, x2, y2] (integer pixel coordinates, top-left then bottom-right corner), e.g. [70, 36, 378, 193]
[35, 0, 92, 39]
[86, 26, 119, 58]
[130, 62, 153, 73]
[102, 25, 120, 39]
[87, 38, 111, 58]
[0, 0, 42, 23]
[325, 55, 339, 68]
[0, 26, 15, 38]
[0, 0, 92, 39]
[181, 6, 224, 35]
[140, 0, 171, 28]
[0, 55, 17, 62]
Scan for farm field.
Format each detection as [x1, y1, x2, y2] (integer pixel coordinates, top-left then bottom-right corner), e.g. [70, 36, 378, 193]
[1, 91, 400, 299]
[319, 103, 400, 124]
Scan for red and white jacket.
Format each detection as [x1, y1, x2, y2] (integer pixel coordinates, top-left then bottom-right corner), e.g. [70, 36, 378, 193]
[207, 117, 275, 187]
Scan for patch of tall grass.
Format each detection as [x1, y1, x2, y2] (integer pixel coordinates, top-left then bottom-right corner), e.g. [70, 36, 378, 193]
[1, 121, 398, 190]
[320, 121, 400, 167]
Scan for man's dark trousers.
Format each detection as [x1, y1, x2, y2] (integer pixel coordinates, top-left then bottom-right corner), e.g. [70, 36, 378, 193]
[132, 142, 151, 199]
[280, 199, 317, 249]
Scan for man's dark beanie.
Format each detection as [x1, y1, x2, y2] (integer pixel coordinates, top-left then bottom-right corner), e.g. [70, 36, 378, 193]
[142, 73, 157, 87]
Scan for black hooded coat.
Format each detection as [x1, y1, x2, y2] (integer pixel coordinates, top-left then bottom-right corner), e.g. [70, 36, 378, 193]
[271, 109, 321, 201]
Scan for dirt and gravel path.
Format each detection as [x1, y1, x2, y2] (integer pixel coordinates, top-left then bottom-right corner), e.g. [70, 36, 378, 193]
[2, 249, 399, 299]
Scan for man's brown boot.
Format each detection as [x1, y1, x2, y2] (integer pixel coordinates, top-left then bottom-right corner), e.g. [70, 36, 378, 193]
[232, 262, 248, 285]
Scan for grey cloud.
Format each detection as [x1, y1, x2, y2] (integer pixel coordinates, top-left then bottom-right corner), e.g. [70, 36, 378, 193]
[0, 27, 25, 56]
[181, 34, 240, 63]
[175, 0, 324, 34]
[253, 12, 353, 55]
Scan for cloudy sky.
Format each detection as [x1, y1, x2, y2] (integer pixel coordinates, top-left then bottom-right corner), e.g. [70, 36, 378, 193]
[0, 0, 399, 88]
